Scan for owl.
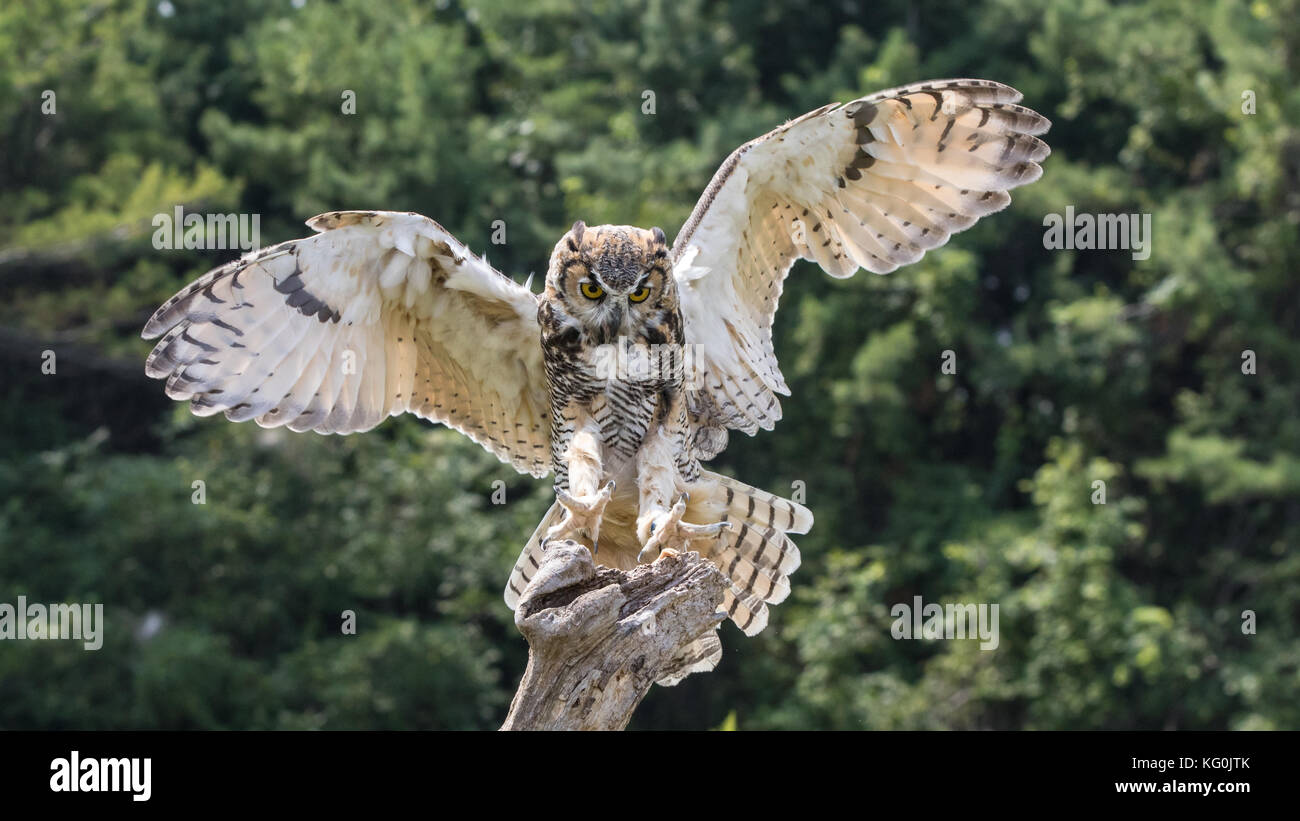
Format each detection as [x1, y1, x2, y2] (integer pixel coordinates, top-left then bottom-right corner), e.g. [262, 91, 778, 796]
[143, 79, 1049, 667]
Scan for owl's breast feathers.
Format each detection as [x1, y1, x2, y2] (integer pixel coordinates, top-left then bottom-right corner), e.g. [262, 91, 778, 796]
[539, 290, 696, 481]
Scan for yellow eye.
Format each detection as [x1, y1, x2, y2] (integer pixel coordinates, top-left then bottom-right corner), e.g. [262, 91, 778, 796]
[628, 286, 651, 303]
[580, 282, 605, 300]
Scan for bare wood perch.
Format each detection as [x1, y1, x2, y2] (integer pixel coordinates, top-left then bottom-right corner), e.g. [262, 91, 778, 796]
[501, 541, 728, 731]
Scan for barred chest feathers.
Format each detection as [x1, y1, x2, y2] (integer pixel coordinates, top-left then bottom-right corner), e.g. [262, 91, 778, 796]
[540, 300, 685, 478]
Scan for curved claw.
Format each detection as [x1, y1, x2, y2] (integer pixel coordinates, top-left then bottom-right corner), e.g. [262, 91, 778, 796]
[680, 521, 731, 539]
[637, 494, 732, 562]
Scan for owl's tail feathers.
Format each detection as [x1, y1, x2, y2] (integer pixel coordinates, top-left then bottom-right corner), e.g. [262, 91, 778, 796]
[657, 633, 723, 687]
[502, 499, 564, 611]
[685, 471, 812, 637]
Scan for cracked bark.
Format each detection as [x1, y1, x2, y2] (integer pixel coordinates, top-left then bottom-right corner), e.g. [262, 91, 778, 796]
[500, 541, 728, 731]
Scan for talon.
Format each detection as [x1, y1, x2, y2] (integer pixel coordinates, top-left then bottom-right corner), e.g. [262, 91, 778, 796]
[684, 521, 731, 539]
[547, 482, 616, 549]
[636, 496, 730, 563]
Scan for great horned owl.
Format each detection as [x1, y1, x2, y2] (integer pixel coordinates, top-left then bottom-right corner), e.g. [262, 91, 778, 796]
[142, 79, 1050, 656]
[537, 222, 727, 557]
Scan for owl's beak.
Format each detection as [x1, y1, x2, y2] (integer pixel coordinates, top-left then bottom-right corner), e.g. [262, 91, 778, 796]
[601, 304, 623, 342]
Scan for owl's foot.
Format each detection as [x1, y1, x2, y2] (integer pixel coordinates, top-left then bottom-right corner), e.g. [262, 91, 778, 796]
[545, 481, 616, 552]
[636, 493, 731, 563]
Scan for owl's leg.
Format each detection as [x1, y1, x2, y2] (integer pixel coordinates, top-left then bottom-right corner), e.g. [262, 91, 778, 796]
[635, 424, 729, 563]
[545, 419, 613, 550]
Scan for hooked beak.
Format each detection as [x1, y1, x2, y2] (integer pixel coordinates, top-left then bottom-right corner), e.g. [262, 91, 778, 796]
[601, 304, 623, 342]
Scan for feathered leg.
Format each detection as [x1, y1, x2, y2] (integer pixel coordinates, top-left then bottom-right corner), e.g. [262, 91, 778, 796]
[545, 416, 613, 549]
[635, 420, 729, 562]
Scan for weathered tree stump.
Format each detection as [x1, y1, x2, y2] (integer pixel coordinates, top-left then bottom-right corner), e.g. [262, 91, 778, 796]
[501, 541, 728, 730]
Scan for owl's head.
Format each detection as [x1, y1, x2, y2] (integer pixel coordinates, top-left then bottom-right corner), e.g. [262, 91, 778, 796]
[544, 221, 677, 345]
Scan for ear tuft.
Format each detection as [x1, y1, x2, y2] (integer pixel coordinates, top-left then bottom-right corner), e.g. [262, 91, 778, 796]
[651, 226, 667, 247]
[570, 220, 587, 245]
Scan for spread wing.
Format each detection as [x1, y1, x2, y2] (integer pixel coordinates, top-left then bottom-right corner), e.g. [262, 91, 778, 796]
[143, 210, 551, 477]
[673, 79, 1050, 434]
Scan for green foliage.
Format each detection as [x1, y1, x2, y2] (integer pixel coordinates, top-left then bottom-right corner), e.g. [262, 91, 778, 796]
[1, 0, 1296, 730]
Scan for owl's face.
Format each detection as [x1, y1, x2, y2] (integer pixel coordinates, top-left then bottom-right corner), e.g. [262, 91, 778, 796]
[543, 221, 678, 346]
